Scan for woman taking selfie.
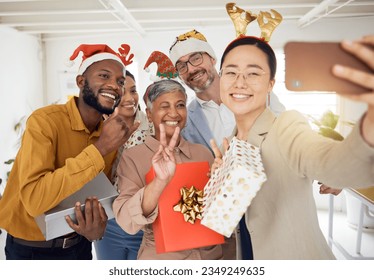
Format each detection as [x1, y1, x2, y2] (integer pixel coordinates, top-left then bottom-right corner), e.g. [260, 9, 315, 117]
[212, 35, 374, 259]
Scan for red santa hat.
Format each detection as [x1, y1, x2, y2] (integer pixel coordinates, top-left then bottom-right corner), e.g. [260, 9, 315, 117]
[67, 44, 134, 75]
[143, 51, 178, 81]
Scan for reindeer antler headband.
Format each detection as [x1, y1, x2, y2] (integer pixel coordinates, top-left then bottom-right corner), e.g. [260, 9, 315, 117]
[226, 2, 283, 42]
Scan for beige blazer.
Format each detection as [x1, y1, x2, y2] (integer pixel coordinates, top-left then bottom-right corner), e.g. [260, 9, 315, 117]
[234, 108, 374, 259]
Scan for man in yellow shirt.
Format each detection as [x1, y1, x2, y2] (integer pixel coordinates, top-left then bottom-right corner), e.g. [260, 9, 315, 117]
[0, 44, 138, 259]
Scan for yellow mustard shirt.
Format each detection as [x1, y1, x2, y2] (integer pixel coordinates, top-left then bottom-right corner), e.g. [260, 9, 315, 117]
[0, 97, 116, 240]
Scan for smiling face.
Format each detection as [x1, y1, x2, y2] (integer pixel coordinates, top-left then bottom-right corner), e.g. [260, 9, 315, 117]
[79, 59, 126, 115]
[146, 90, 187, 142]
[220, 44, 274, 118]
[177, 52, 217, 93]
[117, 74, 139, 119]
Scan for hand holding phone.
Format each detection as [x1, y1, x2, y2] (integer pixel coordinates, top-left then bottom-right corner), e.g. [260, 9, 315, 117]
[286, 36, 374, 147]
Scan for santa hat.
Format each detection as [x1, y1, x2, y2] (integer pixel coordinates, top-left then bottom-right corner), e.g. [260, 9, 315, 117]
[67, 44, 134, 75]
[169, 29, 216, 65]
[143, 51, 178, 81]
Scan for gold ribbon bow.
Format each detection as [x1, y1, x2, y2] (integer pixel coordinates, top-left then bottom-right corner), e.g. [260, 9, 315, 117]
[173, 186, 204, 224]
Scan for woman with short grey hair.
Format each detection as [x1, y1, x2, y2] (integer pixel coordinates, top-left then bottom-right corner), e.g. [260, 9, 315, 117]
[144, 79, 187, 109]
[113, 79, 224, 260]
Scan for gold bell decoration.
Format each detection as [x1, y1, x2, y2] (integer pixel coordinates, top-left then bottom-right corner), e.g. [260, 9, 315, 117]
[225, 2, 283, 42]
[173, 186, 204, 224]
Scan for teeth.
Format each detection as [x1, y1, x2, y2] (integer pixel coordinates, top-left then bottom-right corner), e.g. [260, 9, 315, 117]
[232, 94, 250, 99]
[191, 72, 203, 81]
[101, 93, 116, 100]
[165, 121, 178, 126]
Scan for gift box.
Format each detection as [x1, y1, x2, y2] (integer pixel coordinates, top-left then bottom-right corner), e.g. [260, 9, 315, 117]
[201, 137, 267, 237]
[145, 162, 224, 254]
[35, 172, 118, 240]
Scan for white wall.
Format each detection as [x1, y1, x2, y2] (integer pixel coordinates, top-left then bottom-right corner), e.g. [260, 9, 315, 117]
[0, 26, 44, 192]
[44, 17, 374, 106]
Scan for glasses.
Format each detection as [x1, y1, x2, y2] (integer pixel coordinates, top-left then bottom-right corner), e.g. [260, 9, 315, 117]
[175, 52, 204, 75]
[219, 67, 268, 85]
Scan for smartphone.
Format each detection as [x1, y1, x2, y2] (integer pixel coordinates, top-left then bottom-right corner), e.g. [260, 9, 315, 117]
[284, 41, 371, 94]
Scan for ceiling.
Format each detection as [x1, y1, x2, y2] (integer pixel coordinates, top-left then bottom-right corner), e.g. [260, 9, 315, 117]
[1, 0, 373, 41]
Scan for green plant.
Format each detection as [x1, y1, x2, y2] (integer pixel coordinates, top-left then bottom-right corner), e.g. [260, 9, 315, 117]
[309, 110, 354, 141]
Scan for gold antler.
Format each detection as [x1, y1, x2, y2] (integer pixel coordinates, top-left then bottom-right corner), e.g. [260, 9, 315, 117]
[226, 3, 257, 37]
[257, 9, 283, 42]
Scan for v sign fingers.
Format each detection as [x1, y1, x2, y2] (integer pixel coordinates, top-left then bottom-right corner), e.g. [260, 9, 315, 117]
[210, 139, 223, 159]
[209, 138, 230, 177]
[222, 137, 230, 153]
[159, 123, 180, 150]
[168, 126, 180, 151]
[159, 123, 167, 147]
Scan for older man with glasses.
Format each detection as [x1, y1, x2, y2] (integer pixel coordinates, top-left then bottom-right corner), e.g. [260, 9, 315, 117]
[169, 29, 285, 153]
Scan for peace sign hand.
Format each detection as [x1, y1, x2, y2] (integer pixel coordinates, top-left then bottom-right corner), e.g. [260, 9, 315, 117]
[142, 124, 181, 217]
[209, 138, 229, 177]
[151, 124, 180, 184]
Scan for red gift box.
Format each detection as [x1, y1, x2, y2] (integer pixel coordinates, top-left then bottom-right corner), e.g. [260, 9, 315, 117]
[145, 161, 224, 254]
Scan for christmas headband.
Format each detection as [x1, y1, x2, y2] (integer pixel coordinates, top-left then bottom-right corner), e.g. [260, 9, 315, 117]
[226, 2, 283, 41]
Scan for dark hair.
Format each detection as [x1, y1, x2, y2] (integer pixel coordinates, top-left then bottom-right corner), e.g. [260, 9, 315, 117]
[220, 36, 277, 80]
[125, 70, 135, 81]
[124, 69, 141, 110]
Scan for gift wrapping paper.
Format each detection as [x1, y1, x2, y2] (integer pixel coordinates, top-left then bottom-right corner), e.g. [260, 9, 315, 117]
[145, 162, 224, 254]
[201, 137, 267, 237]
